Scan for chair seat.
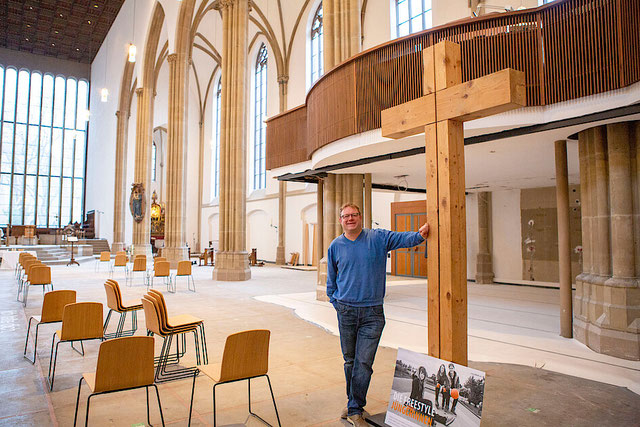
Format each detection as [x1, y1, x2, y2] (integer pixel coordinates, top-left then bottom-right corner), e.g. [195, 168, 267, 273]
[83, 372, 97, 392]
[168, 314, 202, 328]
[121, 300, 143, 311]
[196, 363, 221, 382]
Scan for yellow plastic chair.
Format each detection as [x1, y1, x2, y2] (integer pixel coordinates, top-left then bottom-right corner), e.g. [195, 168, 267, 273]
[24, 290, 77, 363]
[127, 256, 148, 287]
[95, 251, 111, 272]
[173, 261, 195, 292]
[48, 302, 104, 390]
[22, 264, 53, 307]
[72, 336, 165, 427]
[189, 330, 280, 427]
[103, 280, 143, 339]
[151, 261, 171, 291]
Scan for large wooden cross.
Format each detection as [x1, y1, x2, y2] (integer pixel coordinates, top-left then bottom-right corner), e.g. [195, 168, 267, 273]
[381, 41, 526, 365]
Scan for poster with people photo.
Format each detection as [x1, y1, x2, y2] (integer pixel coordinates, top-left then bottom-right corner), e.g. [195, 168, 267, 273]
[385, 348, 485, 427]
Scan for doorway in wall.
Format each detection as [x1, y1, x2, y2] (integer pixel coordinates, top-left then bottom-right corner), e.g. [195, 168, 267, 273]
[391, 201, 427, 278]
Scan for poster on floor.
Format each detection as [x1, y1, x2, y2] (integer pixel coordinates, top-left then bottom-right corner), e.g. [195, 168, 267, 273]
[385, 348, 485, 427]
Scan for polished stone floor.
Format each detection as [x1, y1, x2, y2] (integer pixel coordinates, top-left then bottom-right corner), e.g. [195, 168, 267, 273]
[1, 263, 638, 426]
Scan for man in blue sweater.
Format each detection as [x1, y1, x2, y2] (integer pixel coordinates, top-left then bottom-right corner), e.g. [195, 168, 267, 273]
[327, 203, 429, 426]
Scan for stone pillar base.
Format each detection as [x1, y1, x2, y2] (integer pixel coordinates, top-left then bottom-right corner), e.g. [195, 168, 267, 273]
[275, 246, 286, 265]
[316, 257, 329, 301]
[475, 272, 494, 284]
[111, 242, 125, 253]
[132, 244, 153, 259]
[475, 252, 494, 284]
[213, 251, 251, 281]
[164, 246, 189, 269]
[574, 316, 640, 360]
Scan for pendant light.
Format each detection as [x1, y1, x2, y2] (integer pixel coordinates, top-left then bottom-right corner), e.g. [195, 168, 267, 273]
[128, 1, 137, 62]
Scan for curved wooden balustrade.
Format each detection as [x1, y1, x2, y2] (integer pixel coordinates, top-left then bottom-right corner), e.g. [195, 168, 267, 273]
[266, 0, 640, 170]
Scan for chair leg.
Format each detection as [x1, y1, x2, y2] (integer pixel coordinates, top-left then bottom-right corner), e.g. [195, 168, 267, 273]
[24, 319, 41, 364]
[23, 317, 34, 360]
[213, 383, 218, 427]
[247, 376, 281, 427]
[85, 393, 93, 427]
[48, 337, 61, 391]
[22, 283, 29, 307]
[188, 369, 198, 426]
[103, 310, 113, 335]
[73, 377, 83, 427]
[153, 384, 166, 426]
[189, 275, 195, 292]
[116, 312, 127, 338]
[71, 340, 85, 356]
[146, 386, 150, 426]
[266, 375, 282, 427]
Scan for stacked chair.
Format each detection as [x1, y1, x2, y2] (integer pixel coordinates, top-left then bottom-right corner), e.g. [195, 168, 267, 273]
[172, 261, 196, 293]
[127, 255, 148, 287]
[48, 302, 104, 390]
[24, 290, 77, 364]
[141, 290, 207, 383]
[16, 254, 38, 294]
[94, 251, 111, 272]
[20, 262, 53, 307]
[103, 280, 143, 339]
[73, 336, 165, 427]
[188, 329, 281, 427]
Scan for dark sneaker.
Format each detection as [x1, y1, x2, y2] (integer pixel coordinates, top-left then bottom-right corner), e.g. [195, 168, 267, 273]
[341, 407, 348, 419]
[347, 414, 368, 427]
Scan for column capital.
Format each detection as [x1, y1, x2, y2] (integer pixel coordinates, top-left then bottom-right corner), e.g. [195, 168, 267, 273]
[213, 0, 235, 11]
[167, 53, 178, 63]
[277, 74, 289, 85]
[135, 87, 144, 96]
[115, 110, 123, 118]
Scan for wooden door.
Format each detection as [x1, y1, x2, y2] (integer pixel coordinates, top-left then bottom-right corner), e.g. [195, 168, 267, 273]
[395, 214, 412, 276]
[391, 200, 428, 278]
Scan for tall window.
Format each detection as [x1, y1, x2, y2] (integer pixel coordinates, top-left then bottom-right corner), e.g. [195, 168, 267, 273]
[0, 66, 88, 228]
[396, 0, 432, 38]
[310, 3, 324, 84]
[212, 78, 221, 198]
[253, 44, 267, 190]
[151, 142, 157, 181]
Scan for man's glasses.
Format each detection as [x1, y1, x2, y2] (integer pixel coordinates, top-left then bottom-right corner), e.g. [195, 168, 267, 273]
[340, 213, 361, 219]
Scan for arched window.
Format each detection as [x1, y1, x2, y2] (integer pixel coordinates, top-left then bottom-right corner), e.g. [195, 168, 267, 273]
[253, 44, 268, 190]
[212, 77, 222, 198]
[151, 142, 157, 181]
[395, 0, 432, 38]
[0, 65, 88, 227]
[310, 3, 324, 84]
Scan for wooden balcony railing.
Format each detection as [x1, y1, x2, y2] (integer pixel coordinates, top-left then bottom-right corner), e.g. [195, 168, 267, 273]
[266, 0, 640, 170]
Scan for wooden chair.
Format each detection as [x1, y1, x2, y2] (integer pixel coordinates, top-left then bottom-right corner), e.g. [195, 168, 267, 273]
[103, 280, 143, 339]
[21, 264, 53, 307]
[173, 260, 195, 292]
[95, 251, 111, 272]
[110, 254, 128, 277]
[189, 330, 280, 427]
[142, 290, 207, 383]
[16, 252, 35, 279]
[127, 255, 148, 287]
[73, 336, 165, 427]
[151, 261, 171, 291]
[17, 257, 39, 298]
[48, 302, 104, 391]
[115, 251, 126, 257]
[23, 290, 76, 363]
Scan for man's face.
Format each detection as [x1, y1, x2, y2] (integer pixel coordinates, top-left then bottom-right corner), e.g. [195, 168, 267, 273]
[339, 206, 362, 234]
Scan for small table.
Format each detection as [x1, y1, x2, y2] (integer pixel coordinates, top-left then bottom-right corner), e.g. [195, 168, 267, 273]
[67, 236, 79, 266]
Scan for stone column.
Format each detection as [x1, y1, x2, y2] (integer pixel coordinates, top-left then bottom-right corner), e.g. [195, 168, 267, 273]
[317, 173, 364, 300]
[112, 110, 129, 252]
[131, 87, 153, 257]
[574, 121, 640, 360]
[364, 173, 372, 229]
[213, 0, 251, 281]
[275, 181, 286, 265]
[475, 192, 494, 284]
[316, 179, 325, 300]
[555, 140, 573, 338]
[323, 0, 362, 71]
[162, 53, 189, 267]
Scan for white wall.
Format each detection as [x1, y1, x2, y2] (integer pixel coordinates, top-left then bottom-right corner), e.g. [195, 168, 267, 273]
[492, 189, 523, 281]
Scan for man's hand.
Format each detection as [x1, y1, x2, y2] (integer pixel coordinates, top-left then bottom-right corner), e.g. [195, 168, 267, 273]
[419, 223, 430, 239]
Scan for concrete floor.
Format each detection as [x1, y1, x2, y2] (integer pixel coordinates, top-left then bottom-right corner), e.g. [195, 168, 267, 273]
[1, 263, 639, 426]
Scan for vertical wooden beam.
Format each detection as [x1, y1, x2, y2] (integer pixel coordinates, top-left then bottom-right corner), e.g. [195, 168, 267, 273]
[555, 139, 573, 338]
[425, 123, 440, 358]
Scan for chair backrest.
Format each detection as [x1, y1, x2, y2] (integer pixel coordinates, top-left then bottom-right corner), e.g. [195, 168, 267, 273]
[219, 330, 270, 382]
[29, 265, 50, 285]
[132, 257, 146, 272]
[40, 290, 77, 323]
[93, 336, 155, 393]
[141, 297, 163, 335]
[134, 254, 147, 263]
[104, 282, 120, 311]
[145, 291, 169, 330]
[60, 302, 104, 341]
[114, 254, 127, 266]
[154, 257, 167, 264]
[115, 251, 126, 257]
[22, 258, 37, 272]
[19, 252, 33, 264]
[154, 261, 170, 277]
[176, 260, 191, 276]
[99, 251, 110, 262]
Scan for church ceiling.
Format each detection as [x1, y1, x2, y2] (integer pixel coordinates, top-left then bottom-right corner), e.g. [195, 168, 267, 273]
[0, 0, 125, 64]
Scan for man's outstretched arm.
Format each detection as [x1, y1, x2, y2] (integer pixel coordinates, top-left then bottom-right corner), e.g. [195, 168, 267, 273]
[384, 223, 430, 251]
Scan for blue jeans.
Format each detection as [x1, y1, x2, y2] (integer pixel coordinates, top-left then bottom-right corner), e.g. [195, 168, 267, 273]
[335, 302, 386, 416]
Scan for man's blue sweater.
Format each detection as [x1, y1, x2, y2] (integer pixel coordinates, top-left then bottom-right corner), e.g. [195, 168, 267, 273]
[326, 228, 425, 307]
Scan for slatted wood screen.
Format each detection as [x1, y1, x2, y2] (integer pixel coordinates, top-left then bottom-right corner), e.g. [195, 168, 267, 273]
[266, 0, 640, 170]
